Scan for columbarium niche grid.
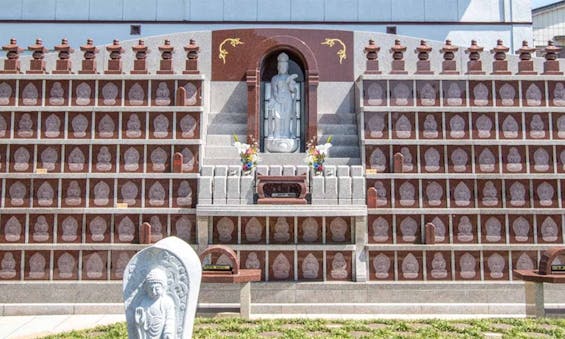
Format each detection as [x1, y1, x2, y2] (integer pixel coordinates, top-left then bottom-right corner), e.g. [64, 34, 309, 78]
[362, 77, 565, 282]
[210, 215, 354, 281]
[0, 75, 203, 281]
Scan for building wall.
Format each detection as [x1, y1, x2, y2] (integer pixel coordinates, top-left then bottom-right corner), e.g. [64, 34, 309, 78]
[0, 0, 532, 51]
[533, 2, 565, 49]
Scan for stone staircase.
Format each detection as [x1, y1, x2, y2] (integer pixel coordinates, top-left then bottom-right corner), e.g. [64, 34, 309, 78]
[203, 111, 361, 166]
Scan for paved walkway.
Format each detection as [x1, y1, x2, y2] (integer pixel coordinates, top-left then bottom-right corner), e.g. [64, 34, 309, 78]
[0, 314, 125, 339]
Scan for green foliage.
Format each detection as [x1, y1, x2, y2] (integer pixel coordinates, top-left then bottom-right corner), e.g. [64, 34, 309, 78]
[40, 317, 565, 339]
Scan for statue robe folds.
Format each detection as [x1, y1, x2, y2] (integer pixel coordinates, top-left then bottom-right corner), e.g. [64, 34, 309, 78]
[265, 52, 299, 153]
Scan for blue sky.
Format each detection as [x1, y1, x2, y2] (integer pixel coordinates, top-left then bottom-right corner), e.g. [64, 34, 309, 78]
[532, 0, 562, 9]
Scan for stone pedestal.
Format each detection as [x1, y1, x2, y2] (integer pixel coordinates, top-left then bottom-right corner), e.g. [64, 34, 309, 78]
[364, 39, 381, 74]
[525, 281, 545, 317]
[131, 39, 148, 74]
[184, 39, 200, 74]
[79, 38, 98, 74]
[158, 39, 174, 74]
[105, 40, 124, 74]
[53, 38, 73, 74]
[440, 40, 459, 74]
[27, 39, 47, 74]
[465, 40, 485, 75]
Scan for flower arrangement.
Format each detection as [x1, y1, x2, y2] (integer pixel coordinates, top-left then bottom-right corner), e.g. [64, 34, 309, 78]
[233, 135, 259, 174]
[305, 136, 332, 175]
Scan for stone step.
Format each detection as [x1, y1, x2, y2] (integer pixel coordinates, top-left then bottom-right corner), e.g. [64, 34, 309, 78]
[204, 146, 241, 159]
[327, 145, 361, 158]
[317, 112, 357, 125]
[203, 156, 361, 166]
[318, 123, 358, 135]
[208, 112, 248, 125]
[206, 134, 247, 145]
[206, 122, 247, 135]
[316, 134, 359, 145]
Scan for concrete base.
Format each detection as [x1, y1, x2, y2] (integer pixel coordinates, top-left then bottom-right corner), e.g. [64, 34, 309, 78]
[2, 282, 565, 317]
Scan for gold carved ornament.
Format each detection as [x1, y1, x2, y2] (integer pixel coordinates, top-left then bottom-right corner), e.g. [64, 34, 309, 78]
[321, 38, 347, 64]
[218, 38, 244, 64]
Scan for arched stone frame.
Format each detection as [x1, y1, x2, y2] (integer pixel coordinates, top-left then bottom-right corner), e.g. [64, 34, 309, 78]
[246, 35, 319, 146]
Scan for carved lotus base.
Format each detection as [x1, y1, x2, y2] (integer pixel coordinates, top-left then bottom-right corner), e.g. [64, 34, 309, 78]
[265, 138, 299, 153]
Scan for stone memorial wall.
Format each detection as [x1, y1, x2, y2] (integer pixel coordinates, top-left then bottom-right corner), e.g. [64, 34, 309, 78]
[0, 38, 203, 282]
[0, 29, 564, 291]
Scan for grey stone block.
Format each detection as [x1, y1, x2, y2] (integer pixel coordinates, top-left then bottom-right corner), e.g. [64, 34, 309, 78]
[283, 165, 295, 176]
[351, 177, 366, 205]
[337, 165, 350, 177]
[198, 176, 213, 204]
[256, 165, 269, 176]
[227, 176, 241, 204]
[296, 165, 309, 177]
[350, 165, 363, 177]
[228, 165, 241, 176]
[201, 165, 215, 177]
[240, 176, 255, 204]
[214, 165, 228, 177]
[269, 165, 282, 176]
[338, 176, 352, 204]
[324, 176, 338, 205]
[324, 165, 336, 177]
[311, 175, 325, 203]
[213, 176, 227, 204]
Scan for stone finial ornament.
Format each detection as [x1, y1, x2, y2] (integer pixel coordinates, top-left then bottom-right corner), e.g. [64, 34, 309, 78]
[27, 38, 48, 74]
[491, 39, 510, 75]
[79, 38, 99, 74]
[53, 38, 74, 74]
[390, 39, 407, 74]
[105, 39, 124, 74]
[415, 40, 433, 74]
[183, 39, 200, 74]
[1, 38, 24, 73]
[465, 40, 485, 74]
[364, 39, 381, 74]
[131, 39, 149, 74]
[516, 40, 537, 75]
[158, 39, 175, 74]
[543, 40, 563, 75]
[123, 237, 202, 339]
[440, 39, 459, 74]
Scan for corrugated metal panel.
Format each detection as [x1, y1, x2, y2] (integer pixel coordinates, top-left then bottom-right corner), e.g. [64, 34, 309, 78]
[533, 5, 565, 46]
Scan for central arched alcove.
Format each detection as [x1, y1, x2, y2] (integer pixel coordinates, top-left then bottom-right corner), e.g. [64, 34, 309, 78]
[245, 35, 319, 153]
[260, 50, 306, 152]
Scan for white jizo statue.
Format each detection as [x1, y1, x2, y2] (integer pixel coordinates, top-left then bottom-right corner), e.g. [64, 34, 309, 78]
[266, 52, 299, 153]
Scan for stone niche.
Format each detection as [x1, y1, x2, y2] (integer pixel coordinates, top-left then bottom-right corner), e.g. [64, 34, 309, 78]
[269, 251, 294, 281]
[427, 251, 452, 280]
[365, 112, 388, 139]
[213, 216, 237, 244]
[240, 251, 266, 280]
[46, 80, 69, 106]
[418, 112, 442, 139]
[241, 217, 266, 244]
[368, 215, 393, 244]
[420, 145, 444, 173]
[297, 217, 322, 244]
[270, 216, 294, 244]
[326, 251, 352, 281]
[98, 80, 122, 106]
[396, 215, 421, 244]
[369, 251, 394, 281]
[298, 251, 323, 281]
[512, 251, 538, 280]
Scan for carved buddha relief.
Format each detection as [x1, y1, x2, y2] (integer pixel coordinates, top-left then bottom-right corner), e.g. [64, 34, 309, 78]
[481, 181, 498, 207]
[512, 216, 530, 242]
[529, 114, 545, 139]
[398, 181, 416, 206]
[399, 217, 417, 242]
[393, 82, 410, 105]
[502, 115, 519, 138]
[537, 181, 554, 206]
[44, 114, 61, 138]
[329, 217, 347, 242]
[525, 83, 542, 106]
[473, 83, 488, 106]
[89, 216, 107, 242]
[32, 216, 49, 242]
[176, 180, 193, 207]
[102, 82, 118, 105]
[478, 148, 496, 172]
[449, 114, 466, 138]
[22, 83, 39, 106]
[57, 252, 75, 279]
[431, 217, 446, 242]
[49, 82, 65, 105]
[430, 252, 447, 279]
[217, 217, 234, 242]
[400, 147, 413, 172]
[75, 82, 91, 106]
[453, 182, 471, 207]
[509, 181, 527, 207]
[302, 217, 319, 242]
[128, 83, 144, 105]
[475, 114, 492, 138]
[424, 147, 440, 172]
[175, 216, 192, 241]
[85, 253, 105, 279]
[148, 181, 166, 207]
[533, 147, 550, 172]
[422, 114, 438, 138]
[330, 253, 348, 280]
[401, 253, 419, 279]
[61, 216, 79, 242]
[123, 147, 140, 172]
[369, 148, 386, 172]
[0, 82, 12, 106]
[373, 253, 391, 279]
[540, 216, 559, 242]
[366, 82, 383, 106]
[450, 148, 468, 172]
[484, 217, 502, 242]
[244, 217, 262, 242]
[459, 253, 476, 279]
[155, 82, 171, 106]
[425, 181, 443, 206]
[150, 147, 168, 172]
[149, 215, 164, 241]
[499, 83, 515, 106]
[71, 114, 89, 137]
[394, 114, 411, 138]
[179, 114, 197, 138]
[506, 147, 523, 172]
[419, 82, 436, 106]
[302, 253, 319, 279]
[487, 253, 505, 279]
[371, 216, 389, 242]
[118, 216, 135, 242]
[446, 82, 463, 106]
[272, 253, 291, 280]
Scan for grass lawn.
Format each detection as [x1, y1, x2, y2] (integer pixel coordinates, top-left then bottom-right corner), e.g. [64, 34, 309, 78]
[41, 317, 565, 338]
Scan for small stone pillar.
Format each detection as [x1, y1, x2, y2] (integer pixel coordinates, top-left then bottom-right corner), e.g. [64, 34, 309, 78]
[543, 41, 563, 75]
[79, 38, 99, 74]
[105, 39, 124, 74]
[393, 152, 404, 173]
[183, 39, 199, 74]
[140, 222, 152, 244]
[367, 187, 377, 208]
[491, 39, 511, 75]
[27, 38, 48, 74]
[465, 40, 485, 75]
[131, 39, 149, 74]
[390, 39, 407, 74]
[157, 39, 174, 74]
[176, 86, 186, 106]
[1, 38, 23, 74]
[425, 223, 436, 245]
[440, 40, 459, 74]
[516, 40, 537, 75]
[415, 40, 433, 74]
[364, 39, 381, 74]
[173, 152, 183, 173]
[53, 38, 74, 74]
